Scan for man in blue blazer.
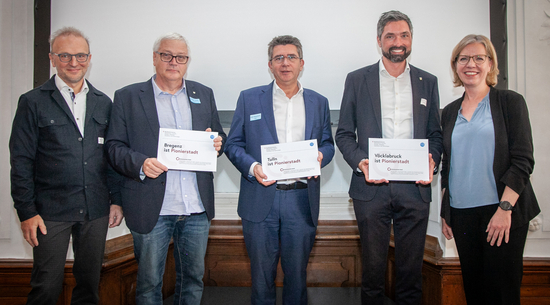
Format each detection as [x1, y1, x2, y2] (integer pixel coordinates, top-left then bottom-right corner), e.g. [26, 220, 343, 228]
[225, 35, 334, 305]
[105, 33, 225, 305]
[335, 11, 443, 305]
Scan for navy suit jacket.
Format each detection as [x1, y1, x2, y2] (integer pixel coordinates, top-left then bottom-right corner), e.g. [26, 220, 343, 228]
[225, 82, 334, 227]
[335, 62, 443, 202]
[10, 76, 119, 222]
[105, 78, 226, 234]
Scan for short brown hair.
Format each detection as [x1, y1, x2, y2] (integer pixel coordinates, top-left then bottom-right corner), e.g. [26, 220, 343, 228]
[450, 34, 499, 87]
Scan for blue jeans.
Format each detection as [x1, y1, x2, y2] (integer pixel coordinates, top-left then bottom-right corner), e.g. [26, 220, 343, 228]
[131, 213, 210, 305]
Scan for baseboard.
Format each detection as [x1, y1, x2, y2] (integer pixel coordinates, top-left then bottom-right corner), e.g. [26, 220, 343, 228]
[1, 220, 549, 305]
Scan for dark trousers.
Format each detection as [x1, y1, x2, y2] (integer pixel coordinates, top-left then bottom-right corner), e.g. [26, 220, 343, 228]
[26, 216, 109, 305]
[242, 188, 316, 305]
[353, 182, 429, 305]
[451, 205, 529, 305]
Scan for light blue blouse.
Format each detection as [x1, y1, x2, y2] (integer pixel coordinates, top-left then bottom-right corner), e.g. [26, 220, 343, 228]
[449, 93, 499, 209]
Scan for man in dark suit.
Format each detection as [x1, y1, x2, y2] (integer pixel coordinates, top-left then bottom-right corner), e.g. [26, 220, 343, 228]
[335, 11, 443, 305]
[225, 35, 334, 305]
[105, 33, 225, 305]
[10, 27, 123, 305]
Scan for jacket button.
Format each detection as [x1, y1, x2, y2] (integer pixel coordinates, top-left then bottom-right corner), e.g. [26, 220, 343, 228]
[50, 120, 55, 124]
[79, 209, 84, 213]
[78, 137, 83, 141]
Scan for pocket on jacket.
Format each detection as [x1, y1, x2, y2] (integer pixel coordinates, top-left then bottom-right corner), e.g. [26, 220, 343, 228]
[93, 116, 109, 138]
[37, 116, 71, 148]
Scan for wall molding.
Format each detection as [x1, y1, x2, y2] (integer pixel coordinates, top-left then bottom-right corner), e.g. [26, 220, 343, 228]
[2, 220, 549, 304]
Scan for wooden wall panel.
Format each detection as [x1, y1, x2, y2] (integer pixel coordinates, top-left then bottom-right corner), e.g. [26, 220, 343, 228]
[1, 220, 549, 305]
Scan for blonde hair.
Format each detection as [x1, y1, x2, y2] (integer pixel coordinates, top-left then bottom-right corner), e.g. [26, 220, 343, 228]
[450, 34, 499, 87]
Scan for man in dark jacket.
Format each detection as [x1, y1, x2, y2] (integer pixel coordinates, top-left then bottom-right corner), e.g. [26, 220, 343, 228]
[9, 27, 123, 305]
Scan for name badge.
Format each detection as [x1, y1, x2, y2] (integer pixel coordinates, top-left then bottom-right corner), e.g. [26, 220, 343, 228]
[250, 113, 261, 121]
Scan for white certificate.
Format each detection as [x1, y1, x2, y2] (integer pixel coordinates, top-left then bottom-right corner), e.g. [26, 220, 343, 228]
[157, 128, 218, 172]
[368, 138, 429, 181]
[261, 140, 320, 181]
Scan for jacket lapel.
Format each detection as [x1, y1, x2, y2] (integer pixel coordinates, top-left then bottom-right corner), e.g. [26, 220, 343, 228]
[366, 62, 382, 134]
[139, 79, 160, 143]
[45, 77, 79, 129]
[187, 81, 202, 131]
[261, 82, 279, 143]
[83, 80, 98, 135]
[303, 89, 314, 140]
[410, 66, 423, 139]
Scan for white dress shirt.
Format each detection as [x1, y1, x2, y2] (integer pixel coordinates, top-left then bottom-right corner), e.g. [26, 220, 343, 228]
[379, 59, 413, 139]
[55, 75, 88, 136]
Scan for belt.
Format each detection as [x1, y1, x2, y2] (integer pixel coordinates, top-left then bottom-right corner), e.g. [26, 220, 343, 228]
[276, 181, 308, 191]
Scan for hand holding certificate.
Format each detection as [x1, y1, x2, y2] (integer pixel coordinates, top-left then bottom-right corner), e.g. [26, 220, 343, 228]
[261, 140, 320, 181]
[157, 128, 218, 172]
[368, 138, 430, 182]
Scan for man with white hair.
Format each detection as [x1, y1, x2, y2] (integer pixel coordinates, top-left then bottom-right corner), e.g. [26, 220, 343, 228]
[105, 33, 226, 305]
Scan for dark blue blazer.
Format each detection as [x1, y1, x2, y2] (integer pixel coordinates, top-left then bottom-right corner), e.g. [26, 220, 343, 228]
[225, 82, 334, 227]
[105, 78, 226, 234]
[10, 76, 118, 222]
[335, 62, 443, 202]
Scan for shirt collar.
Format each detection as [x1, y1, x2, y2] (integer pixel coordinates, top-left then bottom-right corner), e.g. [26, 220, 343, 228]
[54, 74, 89, 94]
[273, 81, 303, 99]
[152, 74, 186, 97]
[379, 58, 410, 79]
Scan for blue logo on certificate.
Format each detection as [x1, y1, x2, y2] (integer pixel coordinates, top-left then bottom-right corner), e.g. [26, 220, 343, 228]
[420, 142, 425, 147]
[309, 142, 314, 146]
[210, 135, 215, 139]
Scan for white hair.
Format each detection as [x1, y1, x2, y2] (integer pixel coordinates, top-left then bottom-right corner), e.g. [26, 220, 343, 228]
[153, 32, 189, 53]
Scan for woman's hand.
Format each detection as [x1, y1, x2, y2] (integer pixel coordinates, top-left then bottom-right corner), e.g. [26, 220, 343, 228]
[486, 208, 512, 246]
[441, 217, 454, 240]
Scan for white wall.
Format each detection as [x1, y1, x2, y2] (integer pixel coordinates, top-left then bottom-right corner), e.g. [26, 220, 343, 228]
[1, 0, 546, 260]
[506, 0, 550, 257]
[50, 0, 487, 111]
[0, 0, 35, 259]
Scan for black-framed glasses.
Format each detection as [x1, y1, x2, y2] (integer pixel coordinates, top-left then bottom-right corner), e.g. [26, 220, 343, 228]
[156, 52, 189, 64]
[50, 52, 90, 63]
[270, 55, 301, 64]
[456, 54, 490, 65]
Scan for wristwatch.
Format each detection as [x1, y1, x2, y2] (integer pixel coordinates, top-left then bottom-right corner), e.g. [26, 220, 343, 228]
[499, 200, 514, 211]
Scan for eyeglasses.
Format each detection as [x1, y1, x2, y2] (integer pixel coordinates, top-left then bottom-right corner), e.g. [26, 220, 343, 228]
[456, 54, 490, 65]
[156, 52, 189, 64]
[51, 52, 90, 63]
[270, 55, 301, 64]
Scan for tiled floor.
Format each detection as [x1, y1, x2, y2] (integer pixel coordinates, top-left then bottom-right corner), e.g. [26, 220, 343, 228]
[164, 287, 395, 305]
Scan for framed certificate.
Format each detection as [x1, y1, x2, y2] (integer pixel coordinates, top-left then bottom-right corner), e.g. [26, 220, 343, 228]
[368, 138, 429, 181]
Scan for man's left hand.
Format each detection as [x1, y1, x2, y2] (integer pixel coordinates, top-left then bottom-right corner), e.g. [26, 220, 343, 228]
[109, 205, 124, 228]
[416, 153, 435, 185]
[308, 151, 323, 179]
[206, 128, 223, 156]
